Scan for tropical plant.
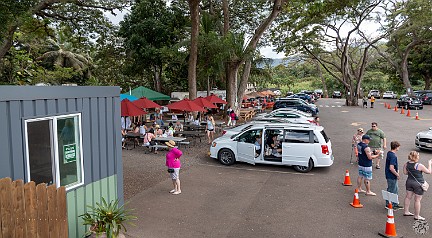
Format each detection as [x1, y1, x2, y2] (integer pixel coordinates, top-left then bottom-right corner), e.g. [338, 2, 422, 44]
[79, 198, 136, 238]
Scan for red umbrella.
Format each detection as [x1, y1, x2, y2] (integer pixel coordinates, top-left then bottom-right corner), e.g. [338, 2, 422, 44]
[132, 97, 161, 109]
[167, 99, 206, 112]
[193, 97, 218, 109]
[121, 99, 147, 116]
[205, 94, 227, 104]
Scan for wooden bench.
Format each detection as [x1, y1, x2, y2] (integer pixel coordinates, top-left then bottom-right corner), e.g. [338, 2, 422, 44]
[239, 109, 256, 121]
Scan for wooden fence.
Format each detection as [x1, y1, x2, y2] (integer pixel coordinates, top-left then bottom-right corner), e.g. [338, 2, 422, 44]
[0, 177, 68, 238]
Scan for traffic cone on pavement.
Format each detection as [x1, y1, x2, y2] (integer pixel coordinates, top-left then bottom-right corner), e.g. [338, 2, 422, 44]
[400, 108, 404, 114]
[415, 112, 419, 120]
[350, 188, 363, 208]
[384, 103, 387, 108]
[378, 203, 401, 237]
[387, 104, 391, 109]
[406, 109, 411, 117]
[394, 106, 398, 112]
[343, 170, 352, 186]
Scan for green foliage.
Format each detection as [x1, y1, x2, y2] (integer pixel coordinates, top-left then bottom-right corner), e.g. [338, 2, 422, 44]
[79, 198, 136, 238]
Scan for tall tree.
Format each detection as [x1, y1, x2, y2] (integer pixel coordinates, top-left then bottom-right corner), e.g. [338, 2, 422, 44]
[187, 0, 200, 100]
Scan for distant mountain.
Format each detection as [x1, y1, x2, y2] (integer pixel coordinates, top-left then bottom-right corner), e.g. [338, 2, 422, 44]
[256, 56, 302, 68]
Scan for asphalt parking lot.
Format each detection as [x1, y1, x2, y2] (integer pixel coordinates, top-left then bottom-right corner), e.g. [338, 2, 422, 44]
[125, 98, 432, 238]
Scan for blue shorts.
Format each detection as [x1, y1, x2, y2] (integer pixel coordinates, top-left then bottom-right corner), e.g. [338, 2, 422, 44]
[358, 166, 373, 180]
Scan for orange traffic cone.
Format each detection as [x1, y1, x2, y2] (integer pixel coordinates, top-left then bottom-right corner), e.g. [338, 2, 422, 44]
[400, 108, 404, 114]
[350, 188, 363, 208]
[384, 103, 387, 108]
[378, 203, 401, 237]
[415, 112, 419, 120]
[343, 170, 352, 186]
[394, 106, 397, 112]
[406, 109, 411, 117]
[387, 104, 391, 109]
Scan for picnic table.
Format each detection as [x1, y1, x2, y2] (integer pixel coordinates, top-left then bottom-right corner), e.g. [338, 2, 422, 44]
[124, 132, 141, 149]
[184, 124, 206, 131]
[152, 136, 189, 149]
[174, 130, 204, 143]
[238, 109, 256, 121]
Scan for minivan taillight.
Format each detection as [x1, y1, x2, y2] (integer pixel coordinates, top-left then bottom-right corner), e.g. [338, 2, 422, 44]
[321, 145, 329, 155]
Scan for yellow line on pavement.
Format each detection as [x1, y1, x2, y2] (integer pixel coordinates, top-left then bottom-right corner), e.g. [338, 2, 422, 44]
[198, 163, 315, 176]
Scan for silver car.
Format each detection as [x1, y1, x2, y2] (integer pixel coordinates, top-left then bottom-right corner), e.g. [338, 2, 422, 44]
[415, 128, 432, 151]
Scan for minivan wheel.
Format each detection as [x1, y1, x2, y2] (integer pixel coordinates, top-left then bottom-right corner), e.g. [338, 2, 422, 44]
[293, 159, 314, 173]
[218, 149, 235, 166]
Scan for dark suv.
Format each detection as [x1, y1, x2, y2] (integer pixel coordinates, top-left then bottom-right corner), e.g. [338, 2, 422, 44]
[396, 95, 423, 110]
[273, 98, 318, 115]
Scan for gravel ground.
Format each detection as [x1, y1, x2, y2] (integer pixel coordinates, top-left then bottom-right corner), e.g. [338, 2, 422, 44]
[122, 130, 222, 200]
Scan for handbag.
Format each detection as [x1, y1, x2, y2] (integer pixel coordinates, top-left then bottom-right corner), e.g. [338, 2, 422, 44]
[167, 168, 175, 173]
[407, 163, 429, 191]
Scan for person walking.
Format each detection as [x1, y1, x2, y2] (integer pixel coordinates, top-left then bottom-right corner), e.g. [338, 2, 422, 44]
[385, 141, 403, 210]
[165, 140, 183, 195]
[403, 151, 432, 220]
[206, 114, 215, 144]
[230, 110, 237, 126]
[226, 106, 233, 126]
[370, 95, 375, 108]
[366, 122, 386, 169]
[356, 134, 381, 196]
[362, 96, 368, 108]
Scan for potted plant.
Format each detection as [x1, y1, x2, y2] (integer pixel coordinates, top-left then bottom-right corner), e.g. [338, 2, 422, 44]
[79, 197, 136, 238]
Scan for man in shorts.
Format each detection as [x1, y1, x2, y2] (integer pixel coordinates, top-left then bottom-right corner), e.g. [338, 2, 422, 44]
[366, 122, 387, 169]
[357, 134, 381, 196]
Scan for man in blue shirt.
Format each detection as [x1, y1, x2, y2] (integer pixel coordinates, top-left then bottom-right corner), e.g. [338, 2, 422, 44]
[385, 141, 403, 210]
[357, 135, 381, 196]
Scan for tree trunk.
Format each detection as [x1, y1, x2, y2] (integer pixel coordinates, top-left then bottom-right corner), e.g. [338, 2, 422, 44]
[187, 0, 200, 100]
[0, 24, 18, 61]
[237, 60, 252, 101]
[226, 61, 240, 110]
[400, 60, 413, 96]
[424, 73, 431, 90]
[222, 0, 229, 35]
[207, 74, 210, 96]
[153, 66, 162, 92]
[236, 0, 287, 103]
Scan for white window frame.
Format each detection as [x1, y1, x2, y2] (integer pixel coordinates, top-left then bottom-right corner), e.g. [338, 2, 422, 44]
[24, 113, 84, 191]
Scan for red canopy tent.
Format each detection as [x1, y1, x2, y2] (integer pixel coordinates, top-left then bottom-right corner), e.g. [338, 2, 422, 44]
[204, 95, 227, 104]
[193, 97, 218, 109]
[167, 99, 206, 112]
[132, 97, 161, 109]
[121, 99, 147, 117]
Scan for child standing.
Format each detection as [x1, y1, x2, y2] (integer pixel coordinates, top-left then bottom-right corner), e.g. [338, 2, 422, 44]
[362, 96, 368, 108]
[385, 141, 403, 210]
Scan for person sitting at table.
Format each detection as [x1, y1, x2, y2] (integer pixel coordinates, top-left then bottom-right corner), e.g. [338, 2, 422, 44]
[174, 121, 184, 132]
[154, 124, 164, 137]
[171, 114, 178, 121]
[143, 130, 157, 153]
[187, 113, 194, 122]
[192, 117, 200, 126]
[165, 123, 174, 137]
[121, 129, 127, 149]
[139, 122, 147, 135]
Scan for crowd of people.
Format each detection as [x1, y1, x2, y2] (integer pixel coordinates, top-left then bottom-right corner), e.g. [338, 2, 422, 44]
[352, 122, 432, 220]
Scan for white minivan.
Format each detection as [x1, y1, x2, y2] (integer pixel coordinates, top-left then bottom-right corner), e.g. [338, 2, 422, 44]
[210, 123, 333, 173]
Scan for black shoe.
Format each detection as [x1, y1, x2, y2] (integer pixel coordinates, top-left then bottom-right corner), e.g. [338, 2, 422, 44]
[394, 205, 404, 211]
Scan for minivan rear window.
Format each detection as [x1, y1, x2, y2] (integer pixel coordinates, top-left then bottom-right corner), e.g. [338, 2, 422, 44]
[320, 130, 329, 143]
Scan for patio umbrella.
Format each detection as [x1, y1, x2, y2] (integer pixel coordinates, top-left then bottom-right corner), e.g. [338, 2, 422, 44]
[120, 94, 138, 101]
[205, 94, 227, 104]
[132, 97, 161, 109]
[167, 99, 206, 112]
[121, 99, 147, 117]
[193, 97, 218, 109]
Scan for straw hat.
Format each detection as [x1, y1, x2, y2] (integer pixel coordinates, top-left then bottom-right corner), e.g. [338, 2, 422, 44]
[155, 124, 160, 128]
[165, 140, 176, 148]
[358, 128, 364, 132]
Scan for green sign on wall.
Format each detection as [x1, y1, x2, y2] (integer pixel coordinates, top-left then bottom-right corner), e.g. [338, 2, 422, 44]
[64, 144, 76, 163]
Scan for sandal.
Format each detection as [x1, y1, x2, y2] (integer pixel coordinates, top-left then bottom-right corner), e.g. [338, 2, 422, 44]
[403, 213, 414, 216]
[366, 192, 376, 196]
[414, 216, 425, 220]
[375, 165, 381, 169]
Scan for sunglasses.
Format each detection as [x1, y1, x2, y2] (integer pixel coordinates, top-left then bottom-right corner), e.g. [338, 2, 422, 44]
[371, 126, 376, 127]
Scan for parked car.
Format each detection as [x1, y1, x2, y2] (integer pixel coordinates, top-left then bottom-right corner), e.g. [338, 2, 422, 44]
[314, 89, 323, 98]
[210, 123, 333, 173]
[417, 92, 432, 104]
[273, 98, 319, 115]
[332, 91, 342, 98]
[254, 110, 316, 124]
[291, 93, 314, 103]
[255, 108, 313, 118]
[396, 95, 423, 110]
[368, 90, 380, 99]
[415, 128, 432, 151]
[382, 91, 397, 99]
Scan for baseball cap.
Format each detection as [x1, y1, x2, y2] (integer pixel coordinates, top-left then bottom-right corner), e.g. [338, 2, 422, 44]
[362, 134, 371, 140]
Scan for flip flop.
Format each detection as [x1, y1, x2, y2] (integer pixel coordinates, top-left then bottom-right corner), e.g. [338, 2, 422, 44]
[358, 189, 367, 193]
[403, 213, 414, 216]
[366, 192, 376, 196]
[414, 216, 425, 220]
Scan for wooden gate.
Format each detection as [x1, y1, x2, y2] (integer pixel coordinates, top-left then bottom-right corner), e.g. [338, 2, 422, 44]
[0, 177, 68, 238]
